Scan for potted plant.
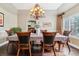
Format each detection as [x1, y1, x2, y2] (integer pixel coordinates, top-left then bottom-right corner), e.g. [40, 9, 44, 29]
[11, 27, 22, 34]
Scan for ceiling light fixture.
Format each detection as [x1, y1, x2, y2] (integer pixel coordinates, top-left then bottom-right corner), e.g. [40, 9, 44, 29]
[30, 4, 45, 20]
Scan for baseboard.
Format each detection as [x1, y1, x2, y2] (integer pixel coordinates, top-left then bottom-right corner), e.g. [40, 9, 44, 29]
[69, 43, 79, 49]
[0, 41, 9, 47]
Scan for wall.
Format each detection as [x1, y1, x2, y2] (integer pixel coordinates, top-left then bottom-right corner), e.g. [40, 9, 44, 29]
[17, 10, 28, 31]
[18, 10, 57, 32]
[62, 4, 79, 48]
[69, 37, 79, 49]
[0, 4, 17, 46]
[0, 4, 17, 31]
[63, 4, 79, 17]
[57, 3, 77, 15]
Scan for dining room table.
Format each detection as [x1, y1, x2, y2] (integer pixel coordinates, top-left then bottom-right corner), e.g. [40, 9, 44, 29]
[6, 32, 68, 52]
[7, 32, 68, 44]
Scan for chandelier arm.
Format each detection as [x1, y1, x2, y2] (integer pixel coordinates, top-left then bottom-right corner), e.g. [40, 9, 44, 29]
[30, 4, 45, 20]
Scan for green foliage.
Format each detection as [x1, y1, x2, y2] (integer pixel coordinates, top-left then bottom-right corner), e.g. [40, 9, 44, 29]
[11, 27, 22, 34]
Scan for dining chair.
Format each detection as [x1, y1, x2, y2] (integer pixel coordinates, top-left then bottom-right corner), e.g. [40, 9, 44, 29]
[57, 31, 71, 52]
[63, 31, 71, 52]
[6, 30, 18, 53]
[42, 32, 57, 56]
[16, 32, 31, 56]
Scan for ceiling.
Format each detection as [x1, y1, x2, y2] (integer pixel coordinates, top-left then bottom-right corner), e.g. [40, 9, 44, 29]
[57, 3, 77, 14]
[0, 3, 77, 14]
[12, 3, 63, 10]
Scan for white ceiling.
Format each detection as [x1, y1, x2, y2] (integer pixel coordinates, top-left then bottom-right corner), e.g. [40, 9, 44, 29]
[0, 3, 77, 14]
[12, 3, 63, 10]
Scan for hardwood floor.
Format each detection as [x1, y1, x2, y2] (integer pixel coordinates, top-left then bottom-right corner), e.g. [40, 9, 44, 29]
[0, 44, 79, 56]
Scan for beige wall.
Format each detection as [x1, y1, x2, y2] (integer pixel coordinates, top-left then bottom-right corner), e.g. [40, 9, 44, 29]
[18, 10, 57, 32]
[63, 4, 79, 48]
[70, 37, 79, 47]
[57, 3, 77, 15]
[64, 4, 79, 17]
[0, 4, 17, 45]
[17, 10, 28, 31]
[0, 4, 17, 31]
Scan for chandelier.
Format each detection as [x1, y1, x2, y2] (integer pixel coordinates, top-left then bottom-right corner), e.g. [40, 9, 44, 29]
[30, 4, 45, 20]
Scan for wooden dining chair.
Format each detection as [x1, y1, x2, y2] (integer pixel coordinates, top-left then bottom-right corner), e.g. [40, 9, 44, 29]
[5, 30, 18, 53]
[16, 32, 31, 56]
[42, 32, 57, 56]
[63, 31, 71, 52]
[57, 31, 71, 52]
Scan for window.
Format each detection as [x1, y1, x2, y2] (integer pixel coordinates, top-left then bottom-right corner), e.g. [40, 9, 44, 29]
[63, 14, 79, 37]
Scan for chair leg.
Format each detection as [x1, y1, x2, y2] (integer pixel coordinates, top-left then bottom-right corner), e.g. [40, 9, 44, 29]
[42, 48, 44, 55]
[52, 46, 56, 56]
[17, 49, 20, 56]
[42, 44, 44, 55]
[7, 42, 10, 53]
[61, 43, 64, 47]
[29, 46, 31, 56]
[66, 42, 71, 53]
[58, 41, 61, 52]
[7, 42, 12, 54]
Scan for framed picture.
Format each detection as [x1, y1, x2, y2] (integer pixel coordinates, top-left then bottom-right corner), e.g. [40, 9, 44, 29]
[0, 12, 4, 27]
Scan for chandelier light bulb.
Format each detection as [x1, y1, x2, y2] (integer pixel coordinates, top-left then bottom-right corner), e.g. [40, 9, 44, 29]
[37, 7, 40, 9]
[30, 4, 45, 19]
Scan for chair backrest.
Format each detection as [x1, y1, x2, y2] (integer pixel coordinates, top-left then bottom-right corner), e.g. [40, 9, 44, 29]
[41, 30, 47, 33]
[17, 32, 31, 44]
[43, 32, 56, 44]
[5, 29, 13, 36]
[63, 31, 71, 36]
